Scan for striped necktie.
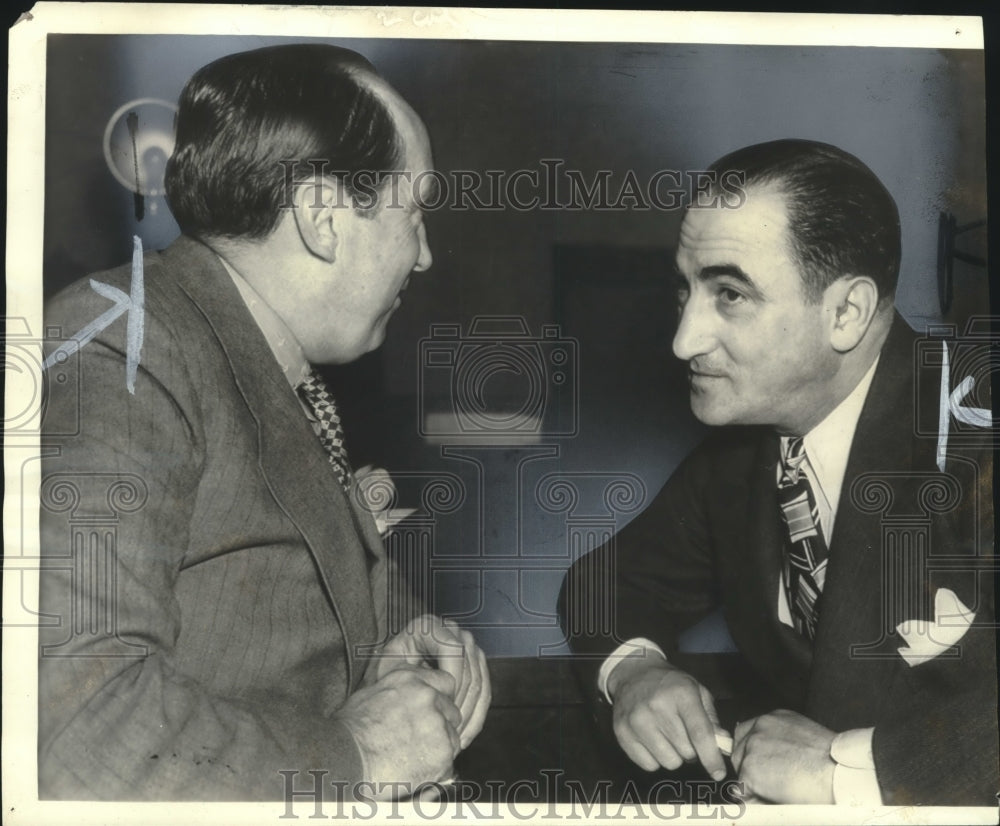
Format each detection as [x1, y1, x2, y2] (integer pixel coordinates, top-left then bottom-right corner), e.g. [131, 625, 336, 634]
[296, 369, 354, 492]
[777, 436, 828, 640]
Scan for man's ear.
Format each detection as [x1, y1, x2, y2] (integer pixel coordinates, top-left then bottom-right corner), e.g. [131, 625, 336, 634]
[825, 276, 880, 352]
[291, 179, 346, 263]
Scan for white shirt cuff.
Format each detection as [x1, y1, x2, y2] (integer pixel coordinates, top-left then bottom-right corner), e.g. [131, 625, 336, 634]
[830, 728, 882, 804]
[597, 638, 667, 703]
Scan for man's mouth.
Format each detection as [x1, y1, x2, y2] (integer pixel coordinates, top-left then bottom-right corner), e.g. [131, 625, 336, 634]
[689, 364, 725, 379]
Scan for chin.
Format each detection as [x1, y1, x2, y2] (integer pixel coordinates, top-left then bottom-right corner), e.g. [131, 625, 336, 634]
[690, 397, 739, 427]
[692, 410, 731, 427]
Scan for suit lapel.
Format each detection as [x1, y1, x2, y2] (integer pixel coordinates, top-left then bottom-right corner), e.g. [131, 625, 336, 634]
[164, 237, 379, 691]
[353, 496, 388, 572]
[807, 316, 918, 727]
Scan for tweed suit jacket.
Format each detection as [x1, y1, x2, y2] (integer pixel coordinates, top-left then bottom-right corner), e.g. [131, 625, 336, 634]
[38, 236, 394, 800]
[563, 315, 997, 805]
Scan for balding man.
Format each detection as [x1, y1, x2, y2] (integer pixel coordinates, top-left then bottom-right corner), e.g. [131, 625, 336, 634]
[39, 44, 489, 801]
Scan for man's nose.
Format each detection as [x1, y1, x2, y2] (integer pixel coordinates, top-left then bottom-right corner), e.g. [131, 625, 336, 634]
[413, 222, 433, 272]
[672, 295, 715, 361]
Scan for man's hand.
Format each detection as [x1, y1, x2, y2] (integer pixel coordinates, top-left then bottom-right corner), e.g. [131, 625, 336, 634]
[368, 614, 491, 749]
[335, 666, 461, 797]
[608, 655, 727, 781]
[731, 710, 836, 803]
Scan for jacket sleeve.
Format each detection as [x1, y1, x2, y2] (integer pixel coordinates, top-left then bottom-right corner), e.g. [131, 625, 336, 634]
[559, 441, 722, 671]
[38, 285, 365, 801]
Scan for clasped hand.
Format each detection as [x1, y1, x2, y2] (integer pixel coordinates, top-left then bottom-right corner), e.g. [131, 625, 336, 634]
[610, 658, 836, 802]
[731, 709, 836, 803]
[336, 614, 491, 797]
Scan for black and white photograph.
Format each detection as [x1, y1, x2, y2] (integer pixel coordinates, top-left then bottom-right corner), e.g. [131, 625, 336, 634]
[3, 5, 997, 824]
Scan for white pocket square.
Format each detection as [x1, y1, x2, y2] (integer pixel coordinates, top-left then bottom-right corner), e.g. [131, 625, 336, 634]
[896, 588, 975, 667]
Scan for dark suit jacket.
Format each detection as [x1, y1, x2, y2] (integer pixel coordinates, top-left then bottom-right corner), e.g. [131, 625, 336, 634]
[562, 315, 997, 805]
[39, 236, 397, 799]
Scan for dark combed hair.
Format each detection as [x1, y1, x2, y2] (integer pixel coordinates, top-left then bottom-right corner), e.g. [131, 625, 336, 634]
[164, 44, 402, 240]
[709, 139, 901, 303]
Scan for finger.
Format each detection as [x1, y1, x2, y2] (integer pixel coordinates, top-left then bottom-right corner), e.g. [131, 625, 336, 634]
[375, 658, 409, 685]
[378, 630, 423, 667]
[459, 646, 492, 748]
[391, 663, 457, 698]
[420, 618, 467, 700]
[681, 711, 727, 781]
[643, 729, 686, 772]
[375, 645, 423, 675]
[444, 622, 472, 702]
[654, 713, 698, 763]
[731, 718, 755, 772]
[681, 688, 726, 780]
[433, 691, 464, 731]
[447, 724, 461, 758]
[733, 718, 755, 743]
[652, 689, 707, 763]
[698, 683, 721, 727]
[426, 690, 462, 760]
[620, 712, 687, 771]
[453, 631, 479, 724]
[615, 730, 661, 772]
[451, 631, 475, 715]
[434, 699, 462, 758]
[435, 645, 467, 707]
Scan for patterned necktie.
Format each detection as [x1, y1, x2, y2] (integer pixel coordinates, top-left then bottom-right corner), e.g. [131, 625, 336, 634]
[777, 436, 829, 640]
[296, 369, 354, 492]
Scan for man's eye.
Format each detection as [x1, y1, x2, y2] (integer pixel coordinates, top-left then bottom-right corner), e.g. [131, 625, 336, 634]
[718, 287, 745, 305]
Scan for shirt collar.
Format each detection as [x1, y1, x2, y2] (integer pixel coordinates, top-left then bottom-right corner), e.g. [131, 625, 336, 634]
[784, 355, 880, 521]
[218, 255, 311, 389]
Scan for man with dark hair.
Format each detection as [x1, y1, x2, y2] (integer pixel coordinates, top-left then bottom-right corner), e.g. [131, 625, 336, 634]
[39, 44, 489, 801]
[164, 45, 401, 240]
[562, 139, 996, 805]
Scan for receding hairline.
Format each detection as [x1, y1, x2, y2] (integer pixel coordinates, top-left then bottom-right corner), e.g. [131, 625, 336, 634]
[350, 68, 431, 167]
[678, 180, 802, 283]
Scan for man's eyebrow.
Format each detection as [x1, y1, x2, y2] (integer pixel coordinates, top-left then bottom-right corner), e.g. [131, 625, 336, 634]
[698, 264, 754, 286]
